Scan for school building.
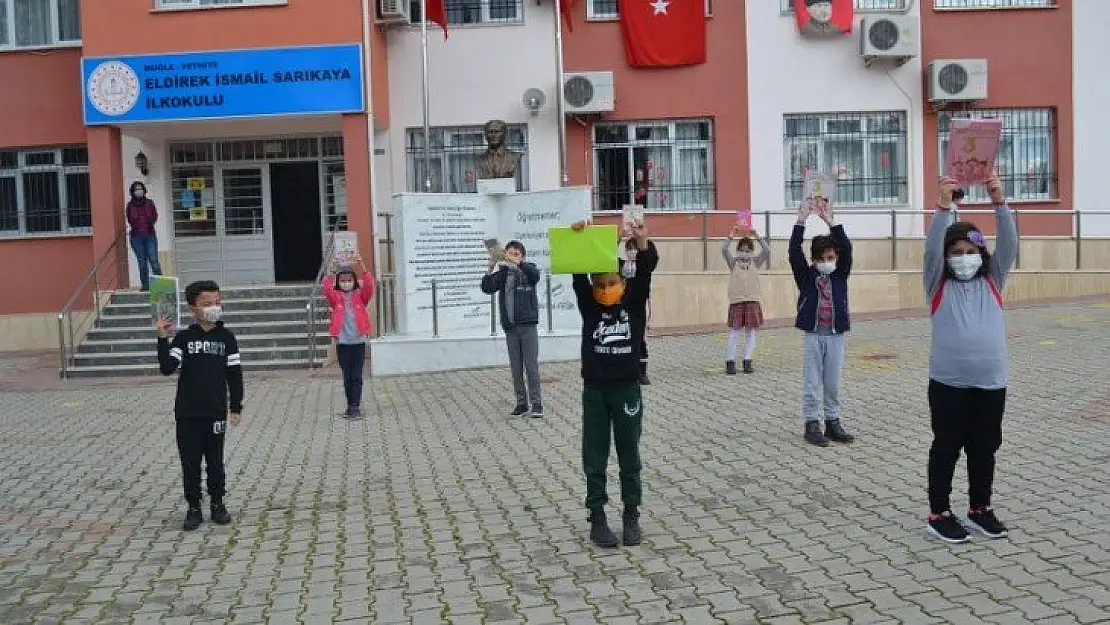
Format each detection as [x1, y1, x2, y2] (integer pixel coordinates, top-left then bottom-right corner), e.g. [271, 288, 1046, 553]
[0, 0, 1106, 356]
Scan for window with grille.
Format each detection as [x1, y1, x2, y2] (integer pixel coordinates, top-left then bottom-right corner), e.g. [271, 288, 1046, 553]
[783, 112, 909, 207]
[593, 119, 715, 212]
[405, 125, 529, 193]
[0, 0, 81, 50]
[938, 108, 1055, 202]
[411, 0, 523, 24]
[934, 0, 1055, 9]
[780, 0, 909, 13]
[0, 146, 91, 236]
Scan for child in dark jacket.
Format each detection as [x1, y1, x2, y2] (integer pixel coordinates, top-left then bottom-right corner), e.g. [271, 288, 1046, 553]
[788, 199, 855, 447]
[481, 241, 544, 417]
[156, 280, 243, 531]
[569, 220, 652, 549]
[619, 222, 659, 385]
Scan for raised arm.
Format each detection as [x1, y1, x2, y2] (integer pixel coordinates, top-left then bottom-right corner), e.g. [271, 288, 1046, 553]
[519, 262, 542, 286]
[924, 177, 959, 297]
[572, 273, 597, 316]
[986, 175, 1017, 288]
[480, 265, 507, 294]
[828, 224, 852, 277]
[321, 274, 340, 305]
[636, 240, 659, 276]
[359, 272, 375, 306]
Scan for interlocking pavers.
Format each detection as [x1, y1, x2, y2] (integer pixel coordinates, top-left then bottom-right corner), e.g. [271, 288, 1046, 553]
[2, 301, 1110, 623]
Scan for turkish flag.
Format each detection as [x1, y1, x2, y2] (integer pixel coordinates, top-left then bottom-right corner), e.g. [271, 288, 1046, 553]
[426, 0, 449, 40]
[618, 0, 707, 68]
[794, 0, 853, 37]
[560, 0, 575, 32]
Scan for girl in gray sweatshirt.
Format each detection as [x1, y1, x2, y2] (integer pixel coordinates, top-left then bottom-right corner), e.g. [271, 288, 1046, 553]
[923, 175, 1017, 545]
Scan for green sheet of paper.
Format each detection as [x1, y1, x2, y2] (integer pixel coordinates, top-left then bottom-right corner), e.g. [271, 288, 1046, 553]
[149, 275, 181, 330]
[549, 225, 619, 275]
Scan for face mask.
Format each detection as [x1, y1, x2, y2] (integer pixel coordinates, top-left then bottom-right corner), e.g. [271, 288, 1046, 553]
[947, 253, 983, 280]
[620, 260, 636, 280]
[816, 261, 836, 275]
[338, 280, 355, 291]
[200, 305, 222, 323]
[133, 190, 145, 199]
[593, 284, 624, 306]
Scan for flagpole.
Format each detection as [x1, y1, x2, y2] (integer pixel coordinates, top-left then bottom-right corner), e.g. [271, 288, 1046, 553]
[553, 0, 569, 186]
[420, 0, 433, 191]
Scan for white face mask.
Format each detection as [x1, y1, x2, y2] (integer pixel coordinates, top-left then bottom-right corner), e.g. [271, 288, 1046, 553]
[133, 190, 145, 199]
[338, 281, 355, 291]
[200, 305, 222, 323]
[816, 261, 836, 275]
[947, 253, 983, 280]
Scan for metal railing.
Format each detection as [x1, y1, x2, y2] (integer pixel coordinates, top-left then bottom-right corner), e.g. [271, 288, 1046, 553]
[57, 230, 128, 378]
[426, 271, 557, 338]
[305, 226, 342, 369]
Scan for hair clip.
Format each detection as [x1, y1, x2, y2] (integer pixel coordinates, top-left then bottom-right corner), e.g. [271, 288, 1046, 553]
[967, 231, 986, 247]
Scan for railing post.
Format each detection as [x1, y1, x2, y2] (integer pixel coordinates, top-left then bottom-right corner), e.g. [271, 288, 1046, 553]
[431, 279, 439, 337]
[57, 314, 66, 379]
[890, 209, 898, 271]
[545, 271, 554, 334]
[763, 210, 771, 243]
[306, 302, 315, 369]
[701, 211, 709, 272]
[1012, 209, 1021, 270]
[67, 310, 74, 371]
[1074, 210, 1082, 270]
[92, 269, 101, 322]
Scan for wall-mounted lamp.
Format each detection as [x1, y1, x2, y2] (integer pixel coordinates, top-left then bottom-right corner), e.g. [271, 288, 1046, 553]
[135, 151, 149, 177]
[521, 88, 546, 117]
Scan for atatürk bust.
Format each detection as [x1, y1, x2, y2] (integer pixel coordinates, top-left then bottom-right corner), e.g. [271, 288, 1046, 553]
[475, 119, 521, 180]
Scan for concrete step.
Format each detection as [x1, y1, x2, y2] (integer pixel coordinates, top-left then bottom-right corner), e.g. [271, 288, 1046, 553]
[94, 308, 328, 329]
[109, 284, 316, 305]
[84, 320, 328, 342]
[65, 360, 319, 379]
[104, 296, 327, 318]
[78, 333, 331, 355]
[72, 345, 321, 368]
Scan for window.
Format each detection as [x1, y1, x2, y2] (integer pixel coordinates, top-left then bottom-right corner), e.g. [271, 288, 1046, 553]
[155, 0, 286, 8]
[589, 0, 711, 20]
[783, 111, 908, 207]
[593, 119, 714, 212]
[411, 0, 522, 25]
[934, 0, 1055, 8]
[781, 0, 908, 13]
[938, 108, 1055, 202]
[0, 146, 90, 236]
[405, 125, 529, 193]
[0, 0, 81, 49]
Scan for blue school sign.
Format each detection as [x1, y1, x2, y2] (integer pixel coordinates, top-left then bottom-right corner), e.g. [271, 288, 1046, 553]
[81, 44, 364, 125]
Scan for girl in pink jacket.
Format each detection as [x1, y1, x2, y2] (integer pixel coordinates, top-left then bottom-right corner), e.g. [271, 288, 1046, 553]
[322, 256, 375, 418]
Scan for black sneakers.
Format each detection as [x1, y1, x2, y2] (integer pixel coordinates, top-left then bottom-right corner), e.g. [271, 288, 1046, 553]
[183, 505, 203, 531]
[967, 507, 1009, 539]
[211, 501, 232, 525]
[588, 509, 619, 548]
[927, 511, 971, 544]
[725, 361, 737, 375]
[804, 421, 829, 447]
[825, 420, 855, 443]
[530, 404, 544, 418]
[742, 359, 754, 374]
[622, 507, 642, 546]
[510, 404, 530, 417]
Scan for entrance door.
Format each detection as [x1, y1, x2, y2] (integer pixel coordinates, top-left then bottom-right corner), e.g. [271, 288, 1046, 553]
[270, 162, 323, 283]
[219, 166, 274, 285]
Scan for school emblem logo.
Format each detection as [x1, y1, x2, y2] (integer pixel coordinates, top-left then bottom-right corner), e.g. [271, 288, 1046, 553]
[86, 61, 141, 116]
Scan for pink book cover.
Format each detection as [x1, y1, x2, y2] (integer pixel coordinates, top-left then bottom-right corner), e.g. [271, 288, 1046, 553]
[945, 118, 1003, 185]
[736, 210, 752, 229]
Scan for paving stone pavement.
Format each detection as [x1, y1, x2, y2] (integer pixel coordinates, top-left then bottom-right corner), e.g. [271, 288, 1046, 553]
[2, 300, 1110, 625]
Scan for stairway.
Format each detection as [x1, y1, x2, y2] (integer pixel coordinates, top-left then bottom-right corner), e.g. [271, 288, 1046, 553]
[65, 284, 330, 378]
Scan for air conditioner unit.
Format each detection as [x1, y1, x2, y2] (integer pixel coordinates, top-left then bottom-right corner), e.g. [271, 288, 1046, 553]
[860, 15, 918, 67]
[928, 59, 988, 103]
[377, 0, 411, 24]
[562, 72, 615, 115]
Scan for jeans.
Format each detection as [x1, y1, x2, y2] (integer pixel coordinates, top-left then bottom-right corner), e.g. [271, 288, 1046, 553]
[130, 234, 162, 289]
[505, 324, 542, 408]
[337, 343, 366, 408]
[927, 380, 1006, 513]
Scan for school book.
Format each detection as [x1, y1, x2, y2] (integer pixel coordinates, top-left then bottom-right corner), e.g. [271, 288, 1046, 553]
[549, 225, 619, 275]
[149, 275, 181, 330]
[945, 118, 1003, 186]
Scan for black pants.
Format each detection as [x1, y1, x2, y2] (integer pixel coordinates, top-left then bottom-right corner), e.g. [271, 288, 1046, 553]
[176, 418, 227, 506]
[582, 383, 643, 509]
[337, 343, 366, 408]
[927, 379, 1006, 514]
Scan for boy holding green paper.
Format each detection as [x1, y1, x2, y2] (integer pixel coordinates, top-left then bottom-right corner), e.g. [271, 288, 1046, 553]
[568, 220, 651, 548]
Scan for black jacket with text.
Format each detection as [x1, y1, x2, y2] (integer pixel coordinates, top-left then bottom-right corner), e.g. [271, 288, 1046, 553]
[157, 322, 244, 419]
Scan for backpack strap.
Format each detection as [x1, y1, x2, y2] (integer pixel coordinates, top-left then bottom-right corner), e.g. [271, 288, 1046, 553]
[985, 275, 1004, 309]
[930, 277, 947, 316]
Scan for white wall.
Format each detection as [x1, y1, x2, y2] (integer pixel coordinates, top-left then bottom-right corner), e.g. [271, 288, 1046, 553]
[746, 3, 926, 239]
[385, 4, 562, 195]
[1073, 1, 1110, 237]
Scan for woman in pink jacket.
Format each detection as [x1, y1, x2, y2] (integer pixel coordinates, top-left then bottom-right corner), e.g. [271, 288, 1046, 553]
[322, 255, 375, 419]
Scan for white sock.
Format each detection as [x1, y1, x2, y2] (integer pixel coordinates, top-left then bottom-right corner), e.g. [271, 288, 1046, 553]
[725, 329, 742, 362]
[743, 329, 757, 361]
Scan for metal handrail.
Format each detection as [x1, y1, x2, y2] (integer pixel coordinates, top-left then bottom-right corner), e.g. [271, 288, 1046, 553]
[57, 229, 128, 378]
[306, 225, 342, 369]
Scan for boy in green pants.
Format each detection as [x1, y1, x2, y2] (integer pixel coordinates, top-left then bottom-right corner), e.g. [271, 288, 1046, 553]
[569, 220, 651, 548]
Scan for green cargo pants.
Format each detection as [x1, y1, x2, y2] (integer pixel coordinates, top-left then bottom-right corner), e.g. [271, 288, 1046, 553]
[582, 382, 643, 510]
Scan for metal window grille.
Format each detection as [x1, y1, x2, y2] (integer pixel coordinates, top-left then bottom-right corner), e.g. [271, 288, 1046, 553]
[0, 146, 90, 237]
[169, 136, 342, 165]
[783, 111, 909, 207]
[938, 108, 1056, 202]
[780, 0, 909, 14]
[411, 0, 523, 24]
[934, 0, 1055, 8]
[405, 125, 529, 193]
[0, 0, 81, 49]
[592, 119, 715, 212]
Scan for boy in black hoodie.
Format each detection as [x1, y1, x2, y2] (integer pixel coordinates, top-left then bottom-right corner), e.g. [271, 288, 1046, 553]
[156, 280, 244, 531]
[569, 220, 652, 548]
[620, 221, 660, 385]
